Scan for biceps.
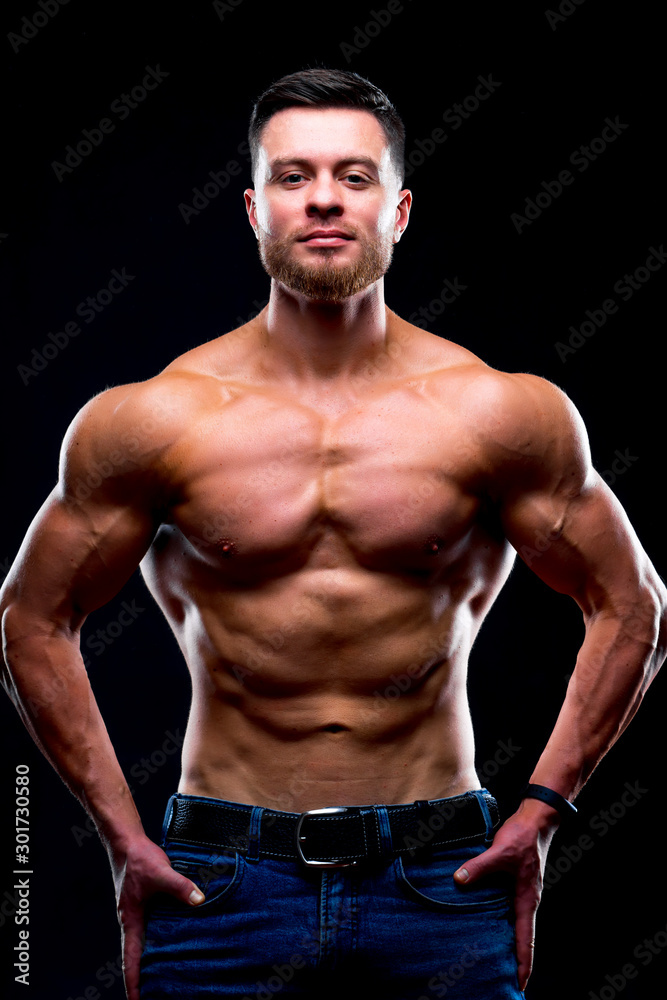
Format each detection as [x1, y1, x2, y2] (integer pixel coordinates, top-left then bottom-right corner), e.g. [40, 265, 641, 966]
[3, 488, 158, 628]
[501, 475, 649, 611]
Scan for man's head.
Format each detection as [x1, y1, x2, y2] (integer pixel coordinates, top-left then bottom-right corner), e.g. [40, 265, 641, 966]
[245, 68, 411, 304]
[248, 68, 406, 187]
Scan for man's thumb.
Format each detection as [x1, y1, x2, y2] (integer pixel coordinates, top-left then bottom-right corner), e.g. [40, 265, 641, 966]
[174, 873, 205, 905]
[453, 857, 487, 885]
[187, 881, 205, 905]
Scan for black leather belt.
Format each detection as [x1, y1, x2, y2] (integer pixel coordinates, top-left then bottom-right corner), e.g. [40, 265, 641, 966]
[165, 792, 499, 868]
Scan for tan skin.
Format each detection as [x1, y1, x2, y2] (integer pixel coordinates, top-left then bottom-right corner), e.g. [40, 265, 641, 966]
[2, 108, 666, 999]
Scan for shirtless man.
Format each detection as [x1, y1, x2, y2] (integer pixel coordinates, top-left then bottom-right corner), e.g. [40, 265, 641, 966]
[1, 68, 665, 999]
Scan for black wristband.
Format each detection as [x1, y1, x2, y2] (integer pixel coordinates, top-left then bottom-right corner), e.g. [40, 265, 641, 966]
[522, 784, 577, 818]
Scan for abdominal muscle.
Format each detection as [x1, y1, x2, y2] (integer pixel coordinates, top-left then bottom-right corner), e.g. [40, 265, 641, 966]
[163, 563, 485, 812]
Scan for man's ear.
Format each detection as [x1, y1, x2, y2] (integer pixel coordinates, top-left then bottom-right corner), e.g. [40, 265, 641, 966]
[244, 189, 258, 238]
[394, 188, 412, 242]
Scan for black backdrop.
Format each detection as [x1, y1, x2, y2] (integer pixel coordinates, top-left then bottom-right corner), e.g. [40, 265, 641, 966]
[1, 2, 665, 998]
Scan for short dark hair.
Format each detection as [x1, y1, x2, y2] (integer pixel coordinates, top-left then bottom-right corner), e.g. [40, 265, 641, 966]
[248, 67, 405, 185]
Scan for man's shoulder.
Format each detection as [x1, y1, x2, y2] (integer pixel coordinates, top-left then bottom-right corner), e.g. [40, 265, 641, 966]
[397, 320, 568, 416]
[61, 364, 228, 473]
[71, 370, 213, 429]
[455, 368, 591, 496]
[457, 367, 575, 422]
[397, 324, 589, 472]
[456, 366, 585, 455]
[390, 313, 545, 386]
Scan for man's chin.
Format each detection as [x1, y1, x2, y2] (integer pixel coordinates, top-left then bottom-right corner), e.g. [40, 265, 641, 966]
[259, 241, 393, 304]
[275, 270, 377, 304]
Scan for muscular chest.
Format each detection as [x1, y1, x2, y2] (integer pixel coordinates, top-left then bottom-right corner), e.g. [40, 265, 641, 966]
[159, 383, 491, 578]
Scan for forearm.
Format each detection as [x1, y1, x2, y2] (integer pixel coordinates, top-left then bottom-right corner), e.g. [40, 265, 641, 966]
[1, 610, 146, 855]
[530, 592, 667, 800]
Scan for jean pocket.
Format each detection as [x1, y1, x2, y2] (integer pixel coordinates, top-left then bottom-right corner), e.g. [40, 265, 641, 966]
[395, 843, 512, 912]
[147, 842, 244, 917]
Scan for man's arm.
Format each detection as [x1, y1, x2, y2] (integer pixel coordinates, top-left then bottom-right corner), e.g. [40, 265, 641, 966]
[454, 373, 667, 991]
[0, 384, 205, 1000]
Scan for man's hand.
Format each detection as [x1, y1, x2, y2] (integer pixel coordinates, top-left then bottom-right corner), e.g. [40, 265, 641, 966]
[110, 835, 205, 1000]
[453, 799, 560, 992]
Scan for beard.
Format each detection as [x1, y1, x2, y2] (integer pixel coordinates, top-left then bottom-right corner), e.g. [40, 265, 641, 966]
[257, 225, 394, 303]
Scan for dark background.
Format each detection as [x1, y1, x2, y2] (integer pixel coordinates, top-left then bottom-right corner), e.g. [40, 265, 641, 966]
[1, 1, 665, 998]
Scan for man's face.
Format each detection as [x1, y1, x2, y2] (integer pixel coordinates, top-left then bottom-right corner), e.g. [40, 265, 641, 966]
[245, 108, 411, 303]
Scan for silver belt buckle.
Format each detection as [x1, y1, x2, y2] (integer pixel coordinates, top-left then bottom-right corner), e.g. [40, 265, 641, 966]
[295, 806, 361, 868]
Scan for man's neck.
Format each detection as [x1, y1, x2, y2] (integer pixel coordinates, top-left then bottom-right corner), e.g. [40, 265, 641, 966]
[257, 278, 392, 386]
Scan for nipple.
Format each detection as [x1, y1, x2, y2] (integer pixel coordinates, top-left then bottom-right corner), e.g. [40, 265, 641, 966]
[219, 539, 236, 556]
[425, 534, 443, 555]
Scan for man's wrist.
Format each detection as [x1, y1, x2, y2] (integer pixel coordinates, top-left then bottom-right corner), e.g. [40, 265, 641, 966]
[522, 783, 577, 820]
[91, 806, 147, 860]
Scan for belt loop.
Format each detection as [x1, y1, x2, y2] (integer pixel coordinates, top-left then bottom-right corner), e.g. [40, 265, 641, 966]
[246, 806, 264, 862]
[475, 788, 496, 844]
[161, 793, 179, 846]
[413, 799, 431, 827]
[372, 805, 394, 858]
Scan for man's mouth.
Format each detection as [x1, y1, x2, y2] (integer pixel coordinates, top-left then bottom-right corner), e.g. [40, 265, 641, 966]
[298, 229, 355, 245]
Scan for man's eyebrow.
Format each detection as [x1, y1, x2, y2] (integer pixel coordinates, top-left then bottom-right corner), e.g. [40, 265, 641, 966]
[268, 156, 381, 173]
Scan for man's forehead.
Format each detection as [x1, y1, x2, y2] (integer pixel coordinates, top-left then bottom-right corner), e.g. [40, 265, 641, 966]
[257, 107, 390, 169]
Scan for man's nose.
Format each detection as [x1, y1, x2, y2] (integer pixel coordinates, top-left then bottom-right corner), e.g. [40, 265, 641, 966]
[306, 175, 343, 216]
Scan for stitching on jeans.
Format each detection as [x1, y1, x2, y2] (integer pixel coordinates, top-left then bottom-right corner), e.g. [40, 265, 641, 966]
[182, 801, 249, 813]
[167, 835, 241, 851]
[371, 810, 381, 855]
[394, 831, 483, 854]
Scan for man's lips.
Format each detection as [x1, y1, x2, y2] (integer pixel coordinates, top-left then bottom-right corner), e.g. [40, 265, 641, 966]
[298, 230, 354, 243]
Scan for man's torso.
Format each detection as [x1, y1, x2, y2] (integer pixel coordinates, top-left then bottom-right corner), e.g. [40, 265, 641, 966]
[133, 311, 520, 810]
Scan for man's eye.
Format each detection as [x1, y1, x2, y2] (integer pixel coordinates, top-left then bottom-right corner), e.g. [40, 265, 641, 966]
[345, 174, 367, 184]
[283, 173, 304, 184]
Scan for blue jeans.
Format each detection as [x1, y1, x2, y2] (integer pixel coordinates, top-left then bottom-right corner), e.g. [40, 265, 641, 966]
[140, 790, 523, 998]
